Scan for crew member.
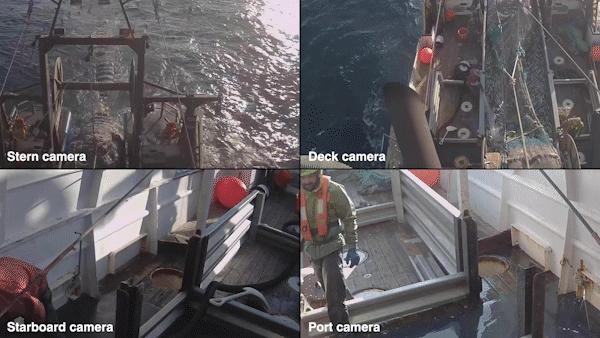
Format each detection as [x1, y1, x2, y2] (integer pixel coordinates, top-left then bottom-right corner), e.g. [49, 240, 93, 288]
[300, 169, 359, 328]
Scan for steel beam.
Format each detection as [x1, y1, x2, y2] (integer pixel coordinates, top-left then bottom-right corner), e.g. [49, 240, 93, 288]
[62, 82, 130, 91]
[301, 273, 469, 337]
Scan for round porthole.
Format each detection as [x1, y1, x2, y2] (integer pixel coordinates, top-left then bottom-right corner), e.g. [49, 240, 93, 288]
[478, 255, 509, 277]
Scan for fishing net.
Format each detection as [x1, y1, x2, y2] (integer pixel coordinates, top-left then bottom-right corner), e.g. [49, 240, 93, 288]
[484, 0, 561, 167]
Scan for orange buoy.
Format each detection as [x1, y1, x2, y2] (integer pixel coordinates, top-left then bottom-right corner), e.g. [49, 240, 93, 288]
[445, 9, 456, 22]
[273, 170, 293, 189]
[457, 26, 469, 42]
[418, 47, 434, 65]
[160, 122, 179, 141]
[592, 45, 600, 62]
[409, 169, 440, 187]
[214, 176, 248, 208]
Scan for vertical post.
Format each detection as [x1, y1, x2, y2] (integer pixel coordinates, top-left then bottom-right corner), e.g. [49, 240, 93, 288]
[390, 170, 404, 223]
[250, 191, 266, 240]
[183, 103, 199, 167]
[456, 170, 470, 214]
[592, 110, 600, 167]
[517, 265, 538, 336]
[80, 219, 99, 298]
[141, 187, 159, 254]
[132, 38, 146, 168]
[0, 173, 6, 244]
[38, 38, 53, 152]
[559, 171, 577, 294]
[115, 281, 143, 338]
[0, 103, 6, 167]
[462, 211, 481, 300]
[181, 234, 209, 291]
[195, 170, 216, 232]
[78, 170, 104, 210]
[531, 271, 548, 338]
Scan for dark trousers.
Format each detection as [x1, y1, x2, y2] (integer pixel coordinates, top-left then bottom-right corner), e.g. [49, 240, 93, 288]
[312, 251, 350, 328]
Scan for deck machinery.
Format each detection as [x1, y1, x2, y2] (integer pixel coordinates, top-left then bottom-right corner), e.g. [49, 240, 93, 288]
[386, 0, 600, 168]
[0, 0, 221, 168]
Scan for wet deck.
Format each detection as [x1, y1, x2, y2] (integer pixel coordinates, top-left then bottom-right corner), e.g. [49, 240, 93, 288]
[377, 246, 600, 338]
[343, 220, 437, 295]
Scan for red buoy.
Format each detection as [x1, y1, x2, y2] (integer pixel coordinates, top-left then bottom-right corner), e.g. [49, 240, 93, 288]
[409, 169, 440, 187]
[592, 45, 600, 62]
[457, 27, 469, 42]
[214, 176, 247, 208]
[273, 170, 293, 189]
[419, 47, 434, 65]
[445, 9, 456, 22]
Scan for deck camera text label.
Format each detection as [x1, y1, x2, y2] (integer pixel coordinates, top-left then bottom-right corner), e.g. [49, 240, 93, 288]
[308, 151, 386, 163]
[6, 151, 87, 163]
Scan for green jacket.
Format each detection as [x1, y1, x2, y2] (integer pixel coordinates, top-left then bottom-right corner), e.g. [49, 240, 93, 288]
[303, 179, 358, 259]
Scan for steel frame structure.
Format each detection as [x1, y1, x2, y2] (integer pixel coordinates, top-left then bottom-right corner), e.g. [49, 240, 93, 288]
[0, 0, 220, 168]
[114, 188, 300, 337]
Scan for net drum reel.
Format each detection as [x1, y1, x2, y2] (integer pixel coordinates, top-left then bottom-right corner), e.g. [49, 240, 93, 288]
[51, 57, 66, 149]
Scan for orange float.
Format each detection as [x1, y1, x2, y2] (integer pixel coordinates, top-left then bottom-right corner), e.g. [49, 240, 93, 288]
[273, 170, 293, 189]
[457, 26, 469, 42]
[214, 176, 248, 208]
[409, 169, 440, 187]
[418, 47, 434, 65]
[445, 9, 456, 22]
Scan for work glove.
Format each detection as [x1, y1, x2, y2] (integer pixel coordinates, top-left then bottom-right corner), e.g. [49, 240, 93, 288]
[345, 248, 360, 268]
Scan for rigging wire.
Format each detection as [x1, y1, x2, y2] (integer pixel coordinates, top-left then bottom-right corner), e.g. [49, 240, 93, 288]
[0, 2, 34, 101]
[154, 1, 198, 167]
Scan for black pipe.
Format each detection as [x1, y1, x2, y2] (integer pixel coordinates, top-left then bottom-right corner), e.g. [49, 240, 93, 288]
[383, 83, 441, 168]
[168, 256, 297, 338]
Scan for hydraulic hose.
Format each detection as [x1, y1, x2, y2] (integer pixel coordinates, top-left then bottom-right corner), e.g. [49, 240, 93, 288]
[169, 254, 297, 338]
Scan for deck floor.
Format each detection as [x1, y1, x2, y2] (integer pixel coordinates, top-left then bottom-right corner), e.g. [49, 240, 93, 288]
[344, 220, 424, 294]
[302, 218, 444, 311]
[215, 240, 299, 320]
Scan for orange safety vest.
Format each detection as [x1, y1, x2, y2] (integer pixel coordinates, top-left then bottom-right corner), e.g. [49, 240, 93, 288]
[300, 175, 330, 241]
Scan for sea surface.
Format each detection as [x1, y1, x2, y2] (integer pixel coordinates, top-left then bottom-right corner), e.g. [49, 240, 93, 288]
[301, 0, 421, 167]
[0, 0, 298, 168]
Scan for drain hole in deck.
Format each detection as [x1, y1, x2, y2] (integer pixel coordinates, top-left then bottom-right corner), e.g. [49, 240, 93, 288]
[150, 268, 183, 289]
[341, 249, 368, 267]
[478, 255, 509, 277]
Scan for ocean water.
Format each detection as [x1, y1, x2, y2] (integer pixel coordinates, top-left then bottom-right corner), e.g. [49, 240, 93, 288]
[300, 0, 421, 167]
[0, 0, 299, 168]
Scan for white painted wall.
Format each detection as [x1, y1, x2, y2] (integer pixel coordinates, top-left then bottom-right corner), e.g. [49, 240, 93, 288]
[0, 170, 210, 307]
[443, 170, 600, 310]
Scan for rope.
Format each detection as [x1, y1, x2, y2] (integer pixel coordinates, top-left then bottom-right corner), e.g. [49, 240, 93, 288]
[0, 2, 34, 100]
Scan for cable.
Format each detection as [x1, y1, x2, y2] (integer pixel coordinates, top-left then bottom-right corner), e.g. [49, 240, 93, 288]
[0, 3, 33, 101]
[169, 256, 296, 338]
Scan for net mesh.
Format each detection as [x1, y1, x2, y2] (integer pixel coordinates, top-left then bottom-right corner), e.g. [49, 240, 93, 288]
[484, 0, 561, 167]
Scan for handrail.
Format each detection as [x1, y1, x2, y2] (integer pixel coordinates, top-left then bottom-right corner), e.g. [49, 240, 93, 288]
[202, 189, 262, 238]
